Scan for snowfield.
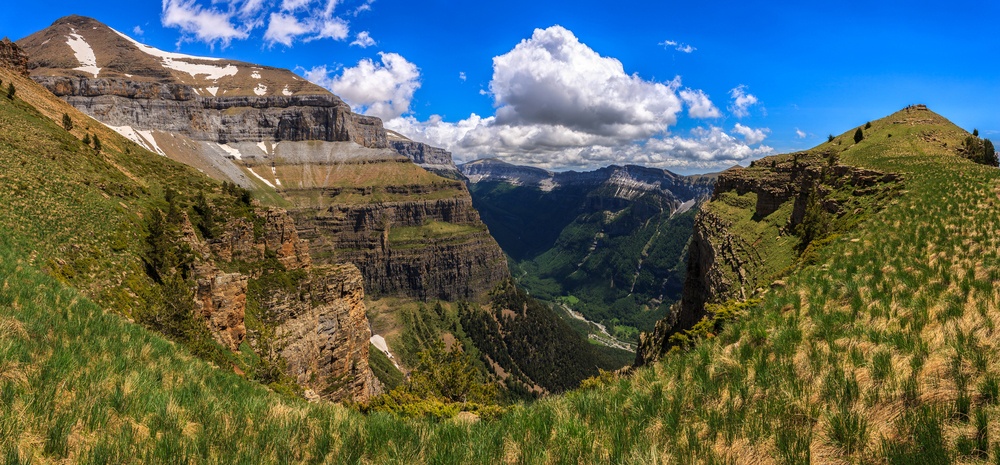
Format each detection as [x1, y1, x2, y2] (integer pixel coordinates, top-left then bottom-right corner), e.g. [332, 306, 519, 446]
[65, 30, 100, 77]
[109, 27, 238, 80]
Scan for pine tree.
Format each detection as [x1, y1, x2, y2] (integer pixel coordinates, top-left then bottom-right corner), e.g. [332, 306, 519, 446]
[853, 128, 864, 144]
[61, 113, 73, 131]
[973, 129, 979, 137]
[865, 121, 872, 129]
[5, 83, 14, 100]
[92, 134, 102, 153]
[828, 135, 835, 143]
[985, 139, 997, 167]
[83, 133, 91, 145]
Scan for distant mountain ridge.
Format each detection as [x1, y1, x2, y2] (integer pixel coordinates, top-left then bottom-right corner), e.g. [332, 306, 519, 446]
[461, 158, 717, 342]
[461, 158, 716, 199]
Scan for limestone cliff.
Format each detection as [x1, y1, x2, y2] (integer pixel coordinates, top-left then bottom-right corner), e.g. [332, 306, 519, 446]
[293, 193, 508, 301]
[32, 76, 387, 147]
[181, 208, 381, 402]
[636, 151, 901, 365]
[386, 130, 462, 179]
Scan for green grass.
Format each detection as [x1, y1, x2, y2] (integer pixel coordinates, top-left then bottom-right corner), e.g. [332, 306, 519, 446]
[388, 220, 487, 246]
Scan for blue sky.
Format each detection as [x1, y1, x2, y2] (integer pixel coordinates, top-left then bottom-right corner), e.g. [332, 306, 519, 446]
[4, 0, 999, 173]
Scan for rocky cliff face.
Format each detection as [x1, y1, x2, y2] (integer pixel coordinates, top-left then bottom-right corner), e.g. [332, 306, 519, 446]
[270, 264, 379, 400]
[635, 151, 901, 365]
[292, 186, 508, 301]
[33, 76, 387, 147]
[386, 131, 461, 179]
[0, 38, 29, 77]
[181, 207, 381, 402]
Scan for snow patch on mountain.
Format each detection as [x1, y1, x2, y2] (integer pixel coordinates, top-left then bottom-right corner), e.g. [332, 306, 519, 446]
[65, 30, 100, 77]
[246, 167, 275, 188]
[254, 83, 267, 96]
[109, 27, 238, 80]
[217, 143, 243, 160]
[107, 124, 145, 148]
[135, 129, 165, 155]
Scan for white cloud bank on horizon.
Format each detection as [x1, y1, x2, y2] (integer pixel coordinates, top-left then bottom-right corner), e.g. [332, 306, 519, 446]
[365, 26, 770, 171]
[160, 0, 360, 47]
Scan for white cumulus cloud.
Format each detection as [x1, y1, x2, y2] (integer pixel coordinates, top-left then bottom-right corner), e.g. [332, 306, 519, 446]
[728, 85, 759, 118]
[263, 13, 311, 46]
[350, 31, 375, 48]
[796, 128, 807, 139]
[161, 0, 250, 47]
[382, 26, 772, 171]
[161, 0, 357, 47]
[489, 25, 683, 140]
[305, 52, 421, 120]
[679, 88, 720, 118]
[732, 123, 770, 145]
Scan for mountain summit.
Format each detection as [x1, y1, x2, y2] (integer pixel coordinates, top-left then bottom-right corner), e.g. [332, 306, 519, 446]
[19, 15, 326, 98]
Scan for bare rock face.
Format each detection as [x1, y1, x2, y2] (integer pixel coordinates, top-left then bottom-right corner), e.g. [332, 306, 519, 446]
[0, 38, 29, 77]
[294, 194, 509, 301]
[196, 270, 249, 351]
[389, 139, 462, 179]
[272, 264, 380, 401]
[179, 207, 380, 402]
[33, 76, 388, 147]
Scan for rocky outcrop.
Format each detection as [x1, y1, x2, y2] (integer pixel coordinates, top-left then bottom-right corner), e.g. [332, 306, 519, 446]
[272, 264, 379, 401]
[196, 271, 249, 351]
[0, 38, 29, 77]
[635, 151, 901, 365]
[390, 140, 454, 166]
[388, 137, 462, 179]
[32, 76, 388, 147]
[180, 207, 380, 402]
[294, 194, 509, 301]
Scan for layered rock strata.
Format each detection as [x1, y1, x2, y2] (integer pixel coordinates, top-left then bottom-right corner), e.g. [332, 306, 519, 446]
[292, 187, 509, 301]
[33, 76, 387, 147]
[181, 208, 380, 402]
